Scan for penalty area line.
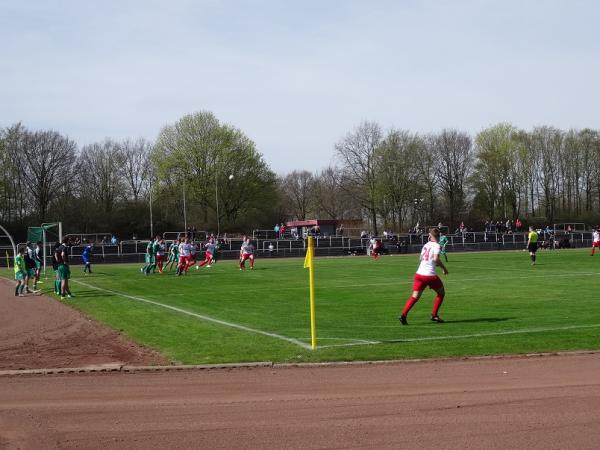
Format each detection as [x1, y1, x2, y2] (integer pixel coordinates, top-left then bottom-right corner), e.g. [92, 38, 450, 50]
[72, 279, 313, 350]
[318, 323, 600, 349]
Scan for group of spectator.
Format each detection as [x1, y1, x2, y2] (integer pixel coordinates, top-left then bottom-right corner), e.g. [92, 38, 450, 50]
[100, 235, 119, 245]
[484, 218, 524, 234]
[273, 223, 288, 238]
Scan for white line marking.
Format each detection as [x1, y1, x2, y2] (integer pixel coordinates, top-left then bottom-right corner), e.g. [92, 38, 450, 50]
[73, 279, 312, 350]
[299, 337, 379, 344]
[318, 324, 600, 349]
[196, 271, 600, 294]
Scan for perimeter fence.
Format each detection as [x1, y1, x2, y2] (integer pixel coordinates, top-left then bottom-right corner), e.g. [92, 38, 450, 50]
[0, 230, 594, 268]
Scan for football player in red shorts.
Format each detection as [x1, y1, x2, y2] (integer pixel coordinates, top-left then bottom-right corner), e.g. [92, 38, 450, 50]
[155, 238, 166, 273]
[591, 227, 600, 256]
[239, 238, 255, 270]
[369, 238, 383, 260]
[399, 227, 449, 325]
[176, 237, 192, 276]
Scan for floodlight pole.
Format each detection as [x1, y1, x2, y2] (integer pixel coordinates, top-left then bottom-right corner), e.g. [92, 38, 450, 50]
[149, 175, 154, 238]
[183, 178, 187, 234]
[215, 172, 220, 237]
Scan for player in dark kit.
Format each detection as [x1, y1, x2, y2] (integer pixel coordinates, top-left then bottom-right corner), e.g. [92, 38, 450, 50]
[527, 226, 539, 265]
[82, 242, 94, 273]
[55, 238, 74, 300]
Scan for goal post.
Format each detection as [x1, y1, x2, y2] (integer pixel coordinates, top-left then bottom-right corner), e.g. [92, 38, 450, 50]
[0, 224, 17, 270]
[28, 222, 62, 277]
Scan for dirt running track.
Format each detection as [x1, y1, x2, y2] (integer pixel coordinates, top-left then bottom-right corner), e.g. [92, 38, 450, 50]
[0, 278, 166, 370]
[2, 281, 600, 449]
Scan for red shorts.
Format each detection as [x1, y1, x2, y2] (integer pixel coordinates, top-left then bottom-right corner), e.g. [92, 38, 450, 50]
[593, 241, 600, 248]
[179, 256, 190, 265]
[240, 253, 254, 261]
[412, 274, 443, 291]
[156, 254, 164, 262]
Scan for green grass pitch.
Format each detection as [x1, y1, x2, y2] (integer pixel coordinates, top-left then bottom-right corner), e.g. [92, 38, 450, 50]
[33, 249, 600, 364]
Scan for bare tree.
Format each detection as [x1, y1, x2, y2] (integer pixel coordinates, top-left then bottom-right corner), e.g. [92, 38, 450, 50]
[77, 140, 125, 214]
[431, 129, 472, 226]
[312, 166, 360, 220]
[376, 130, 425, 230]
[532, 126, 562, 222]
[279, 170, 315, 220]
[19, 129, 77, 222]
[121, 138, 151, 202]
[335, 121, 383, 235]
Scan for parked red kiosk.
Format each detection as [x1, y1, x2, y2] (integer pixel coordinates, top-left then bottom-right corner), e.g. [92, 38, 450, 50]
[285, 219, 339, 238]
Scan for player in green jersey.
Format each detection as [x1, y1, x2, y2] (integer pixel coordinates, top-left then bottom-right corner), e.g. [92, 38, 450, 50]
[439, 233, 449, 262]
[141, 235, 161, 275]
[166, 239, 180, 271]
[14, 247, 26, 297]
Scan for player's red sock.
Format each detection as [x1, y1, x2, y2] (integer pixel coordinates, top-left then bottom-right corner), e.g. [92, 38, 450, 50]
[432, 294, 444, 317]
[402, 297, 419, 316]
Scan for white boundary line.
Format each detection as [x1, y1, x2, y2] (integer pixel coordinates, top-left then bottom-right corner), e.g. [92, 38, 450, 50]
[184, 271, 600, 294]
[73, 279, 312, 350]
[318, 324, 600, 349]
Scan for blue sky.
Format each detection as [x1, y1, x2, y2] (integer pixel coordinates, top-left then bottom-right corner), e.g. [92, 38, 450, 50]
[1, 0, 598, 173]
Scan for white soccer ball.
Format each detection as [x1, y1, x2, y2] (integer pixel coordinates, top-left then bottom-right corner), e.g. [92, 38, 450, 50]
[228, 174, 234, 180]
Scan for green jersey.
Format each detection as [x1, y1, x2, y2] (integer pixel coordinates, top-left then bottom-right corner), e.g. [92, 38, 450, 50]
[169, 243, 179, 256]
[152, 241, 161, 254]
[14, 255, 25, 273]
[439, 235, 449, 247]
[146, 241, 155, 256]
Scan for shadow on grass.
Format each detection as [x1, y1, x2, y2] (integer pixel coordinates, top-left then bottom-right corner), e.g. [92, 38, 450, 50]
[443, 317, 516, 324]
[69, 290, 117, 298]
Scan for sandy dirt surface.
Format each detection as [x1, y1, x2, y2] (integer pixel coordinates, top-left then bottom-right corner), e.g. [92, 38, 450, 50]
[1, 353, 600, 449]
[0, 278, 166, 370]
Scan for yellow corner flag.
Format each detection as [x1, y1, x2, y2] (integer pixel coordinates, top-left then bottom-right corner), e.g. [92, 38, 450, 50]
[305, 236, 317, 350]
[303, 240, 313, 269]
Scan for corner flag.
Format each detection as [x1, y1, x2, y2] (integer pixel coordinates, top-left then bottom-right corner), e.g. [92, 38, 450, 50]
[305, 236, 317, 350]
[304, 240, 313, 269]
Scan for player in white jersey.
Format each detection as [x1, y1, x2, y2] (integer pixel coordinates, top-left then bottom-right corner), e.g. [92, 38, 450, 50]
[399, 227, 448, 325]
[176, 237, 192, 276]
[239, 238, 255, 270]
[156, 238, 166, 273]
[591, 228, 600, 256]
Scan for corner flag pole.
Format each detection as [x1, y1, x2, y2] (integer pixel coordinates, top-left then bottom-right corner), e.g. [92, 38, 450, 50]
[304, 236, 317, 350]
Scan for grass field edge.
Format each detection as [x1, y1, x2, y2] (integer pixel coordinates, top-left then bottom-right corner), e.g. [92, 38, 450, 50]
[2, 349, 599, 378]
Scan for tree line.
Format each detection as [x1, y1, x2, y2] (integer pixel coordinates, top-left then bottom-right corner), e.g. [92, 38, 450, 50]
[2, 114, 599, 241]
[280, 122, 600, 235]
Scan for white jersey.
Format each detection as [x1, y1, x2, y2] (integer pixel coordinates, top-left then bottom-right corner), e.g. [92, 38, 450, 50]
[179, 242, 191, 257]
[241, 242, 254, 255]
[593, 231, 600, 243]
[416, 241, 441, 276]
